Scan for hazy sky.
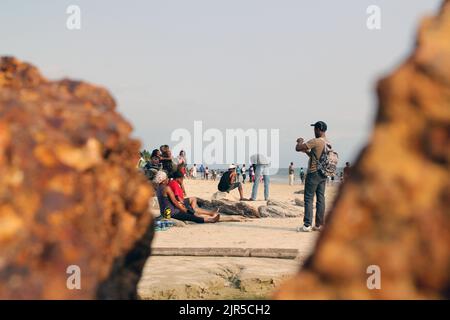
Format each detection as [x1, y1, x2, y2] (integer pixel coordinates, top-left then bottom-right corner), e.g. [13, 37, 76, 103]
[0, 0, 442, 168]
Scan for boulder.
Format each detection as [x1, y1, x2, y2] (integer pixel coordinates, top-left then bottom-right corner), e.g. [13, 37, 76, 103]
[275, 1, 450, 299]
[258, 200, 304, 218]
[0, 57, 154, 299]
[197, 198, 260, 218]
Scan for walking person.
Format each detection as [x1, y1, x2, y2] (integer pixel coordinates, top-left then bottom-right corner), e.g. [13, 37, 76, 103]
[192, 164, 197, 179]
[295, 121, 329, 232]
[299, 167, 305, 184]
[249, 165, 255, 183]
[236, 165, 241, 182]
[241, 164, 247, 184]
[288, 162, 295, 186]
[249, 154, 270, 201]
[199, 164, 205, 179]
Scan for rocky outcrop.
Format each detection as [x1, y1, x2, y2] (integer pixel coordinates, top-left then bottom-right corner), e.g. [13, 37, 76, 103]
[258, 200, 304, 218]
[197, 198, 260, 217]
[275, 1, 450, 299]
[0, 57, 154, 299]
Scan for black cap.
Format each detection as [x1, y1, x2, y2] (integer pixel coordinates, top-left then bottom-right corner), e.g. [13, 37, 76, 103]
[311, 121, 327, 132]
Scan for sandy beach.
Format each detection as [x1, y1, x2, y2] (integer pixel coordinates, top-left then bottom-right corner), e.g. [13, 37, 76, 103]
[138, 178, 339, 299]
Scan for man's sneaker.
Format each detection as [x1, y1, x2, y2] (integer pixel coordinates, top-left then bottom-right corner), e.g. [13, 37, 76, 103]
[297, 225, 313, 232]
[313, 225, 323, 232]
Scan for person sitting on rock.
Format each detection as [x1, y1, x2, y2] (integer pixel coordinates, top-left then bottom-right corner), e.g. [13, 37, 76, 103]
[217, 165, 246, 201]
[153, 171, 220, 223]
[166, 171, 220, 222]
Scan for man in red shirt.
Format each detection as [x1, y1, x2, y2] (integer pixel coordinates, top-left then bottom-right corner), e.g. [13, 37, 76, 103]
[168, 171, 219, 219]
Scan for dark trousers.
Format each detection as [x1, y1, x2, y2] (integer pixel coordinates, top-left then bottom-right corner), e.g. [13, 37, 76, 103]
[172, 212, 204, 224]
[303, 171, 327, 227]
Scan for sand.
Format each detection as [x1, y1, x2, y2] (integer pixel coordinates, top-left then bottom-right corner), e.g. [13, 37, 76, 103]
[138, 179, 340, 299]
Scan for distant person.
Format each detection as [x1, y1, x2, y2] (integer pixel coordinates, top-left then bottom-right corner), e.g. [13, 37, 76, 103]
[288, 162, 295, 186]
[249, 165, 255, 183]
[177, 150, 187, 177]
[236, 165, 241, 182]
[199, 164, 205, 179]
[218, 165, 246, 201]
[343, 162, 351, 181]
[295, 121, 329, 232]
[205, 166, 209, 180]
[299, 167, 305, 184]
[249, 154, 270, 201]
[192, 164, 197, 179]
[241, 164, 247, 184]
[211, 169, 217, 181]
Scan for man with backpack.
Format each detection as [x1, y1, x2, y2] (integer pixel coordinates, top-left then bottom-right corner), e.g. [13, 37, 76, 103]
[295, 121, 338, 232]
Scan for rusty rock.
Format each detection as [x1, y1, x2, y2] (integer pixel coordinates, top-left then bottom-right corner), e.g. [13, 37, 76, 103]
[275, 1, 450, 299]
[0, 57, 154, 299]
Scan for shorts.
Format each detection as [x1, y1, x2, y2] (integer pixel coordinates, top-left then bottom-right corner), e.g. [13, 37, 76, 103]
[225, 182, 241, 192]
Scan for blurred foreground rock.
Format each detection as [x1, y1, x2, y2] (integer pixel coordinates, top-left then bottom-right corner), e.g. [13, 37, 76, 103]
[0, 57, 154, 299]
[275, 1, 450, 299]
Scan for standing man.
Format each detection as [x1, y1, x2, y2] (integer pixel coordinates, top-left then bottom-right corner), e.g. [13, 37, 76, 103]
[295, 121, 328, 232]
[249, 154, 270, 201]
[192, 164, 197, 179]
[288, 162, 295, 186]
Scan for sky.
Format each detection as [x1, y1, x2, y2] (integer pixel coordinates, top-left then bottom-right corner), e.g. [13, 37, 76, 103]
[0, 0, 443, 168]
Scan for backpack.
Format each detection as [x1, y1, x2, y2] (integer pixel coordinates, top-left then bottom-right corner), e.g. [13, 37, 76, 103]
[313, 138, 339, 178]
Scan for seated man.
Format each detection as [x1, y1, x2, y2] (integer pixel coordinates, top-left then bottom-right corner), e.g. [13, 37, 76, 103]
[153, 171, 220, 223]
[168, 171, 220, 219]
[217, 165, 246, 201]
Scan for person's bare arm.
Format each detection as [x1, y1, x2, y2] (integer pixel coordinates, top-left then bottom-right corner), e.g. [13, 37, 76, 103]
[229, 172, 236, 183]
[295, 138, 309, 153]
[165, 187, 187, 213]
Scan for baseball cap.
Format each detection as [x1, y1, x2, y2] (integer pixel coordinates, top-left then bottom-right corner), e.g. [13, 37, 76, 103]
[228, 164, 236, 170]
[310, 121, 327, 132]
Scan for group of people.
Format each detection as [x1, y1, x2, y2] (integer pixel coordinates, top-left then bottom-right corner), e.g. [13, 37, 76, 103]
[138, 146, 220, 224]
[137, 120, 346, 232]
[288, 163, 350, 186]
[288, 163, 306, 186]
[184, 163, 261, 184]
[217, 154, 271, 202]
[185, 164, 218, 181]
